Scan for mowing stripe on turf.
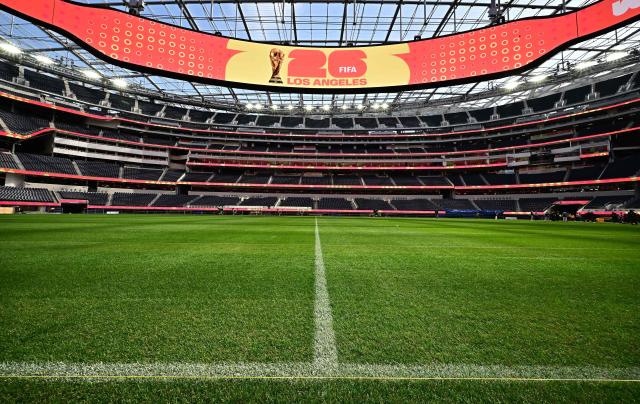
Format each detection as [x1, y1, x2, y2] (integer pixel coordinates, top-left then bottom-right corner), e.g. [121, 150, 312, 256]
[0, 362, 638, 382]
[314, 218, 338, 367]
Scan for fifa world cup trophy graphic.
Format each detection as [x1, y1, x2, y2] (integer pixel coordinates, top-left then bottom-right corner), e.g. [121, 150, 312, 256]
[269, 48, 285, 84]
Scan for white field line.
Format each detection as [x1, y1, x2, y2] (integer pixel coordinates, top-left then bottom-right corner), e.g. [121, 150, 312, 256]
[314, 218, 338, 368]
[0, 362, 638, 382]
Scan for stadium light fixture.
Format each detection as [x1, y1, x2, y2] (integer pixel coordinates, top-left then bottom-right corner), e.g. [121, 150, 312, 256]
[270, 104, 279, 111]
[82, 70, 101, 80]
[254, 103, 263, 111]
[304, 105, 314, 112]
[356, 104, 365, 111]
[575, 60, 597, 70]
[0, 42, 21, 55]
[321, 104, 331, 111]
[530, 74, 548, 83]
[111, 78, 128, 89]
[34, 55, 54, 65]
[286, 104, 295, 111]
[371, 103, 380, 110]
[605, 52, 627, 62]
[341, 104, 349, 110]
[503, 80, 521, 90]
[381, 103, 389, 110]
[245, 103, 254, 110]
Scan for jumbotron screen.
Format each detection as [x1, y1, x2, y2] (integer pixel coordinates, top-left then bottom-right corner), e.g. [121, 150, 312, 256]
[1, 0, 639, 92]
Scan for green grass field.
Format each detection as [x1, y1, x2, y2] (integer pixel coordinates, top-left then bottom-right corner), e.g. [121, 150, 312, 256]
[0, 215, 639, 402]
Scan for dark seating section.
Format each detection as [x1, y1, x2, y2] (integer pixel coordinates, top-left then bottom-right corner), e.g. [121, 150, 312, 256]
[362, 176, 393, 186]
[240, 196, 278, 207]
[483, 173, 517, 185]
[583, 195, 631, 209]
[152, 194, 197, 207]
[181, 172, 213, 182]
[188, 109, 214, 123]
[69, 82, 105, 104]
[354, 198, 392, 210]
[432, 199, 476, 210]
[595, 74, 632, 98]
[568, 165, 605, 181]
[462, 173, 486, 186]
[191, 195, 240, 206]
[271, 175, 300, 184]
[160, 170, 184, 181]
[256, 115, 280, 127]
[391, 199, 438, 211]
[0, 152, 18, 169]
[519, 170, 566, 184]
[317, 197, 353, 210]
[333, 175, 361, 185]
[281, 116, 304, 127]
[0, 186, 54, 202]
[76, 160, 120, 178]
[213, 113, 235, 124]
[17, 153, 77, 175]
[497, 102, 524, 118]
[301, 175, 332, 185]
[58, 191, 108, 205]
[138, 100, 163, 116]
[163, 106, 187, 120]
[418, 176, 451, 186]
[238, 174, 271, 184]
[122, 167, 164, 181]
[527, 93, 561, 112]
[474, 199, 518, 211]
[0, 59, 18, 81]
[109, 93, 134, 111]
[279, 197, 314, 208]
[518, 198, 556, 212]
[332, 117, 353, 129]
[392, 175, 422, 186]
[0, 104, 50, 133]
[564, 85, 591, 105]
[599, 155, 640, 179]
[111, 192, 156, 206]
[210, 173, 241, 183]
[24, 70, 65, 95]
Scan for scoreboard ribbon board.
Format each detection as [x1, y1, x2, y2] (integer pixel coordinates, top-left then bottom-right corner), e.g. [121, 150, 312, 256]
[1, 0, 639, 93]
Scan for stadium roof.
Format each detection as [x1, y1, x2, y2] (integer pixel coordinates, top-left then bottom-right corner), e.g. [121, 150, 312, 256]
[1, 0, 639, 112]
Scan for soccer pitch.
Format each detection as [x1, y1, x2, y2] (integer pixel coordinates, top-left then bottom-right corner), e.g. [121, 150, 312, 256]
[0, 215, 639, 402]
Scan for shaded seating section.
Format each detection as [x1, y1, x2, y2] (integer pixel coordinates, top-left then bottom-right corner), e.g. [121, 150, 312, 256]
[518, 198, 556, 212]
[419, 114, 442, 127]
[483, 173, 517, 185]
[398, 116, 421, 127]
[191, 195, 240, 206]
[497, 102, 524, 118]
[122, 167, 164, 181]
[152, 194, 197, 207]
[181, 172, 213, 182]
[0, 104, 50, 133]
[432, 199, 476, 210]
[418, 176, 451, 186]
[332, 117, 353, 129]
[594, 74, 632, 98]
[0, 60, 18, 81]
[238, 173, 271, 184]
[17, 153, 76, 175]
[235, 114, 256, 125]
[69, 82, 105, 104]
[355, 117, 378, 129]
[163, 106, 187, 120]
[583, 195, 631, 209]
[461, 173, 486, 186]
[444, 112, 468, 125]
[306, 117, 330, 129]
[354, 198, 393, 210]
[271, 175, 301, 184]
[301, 175, 332, 185]
[76, 160, 120, 178]
[111, 192, 156, 206]
[281, 116, 304, 127]
[378, 117, 399, 127]
[563, 85, 591, 105]
[143, 135, 175, 146]
[138, 100, 163, 116]
[362, 176, 393, 186]
[468, 107, 493, 123]
[317, 197, 353, 210]
[0, 152, 18, 169]
[391, 175, 423, 186]
[333, 175, 362, 185]
[599, 155, 640, 179]
[24, 70, 65, 95]
[109, 93, 134, 111]
[256, 115, 280, 127]
[279, 197, 314, 208]
[519, 171, 566, 184]
[474, 199, 518, 211]
[58, 191, 108, 205]
[391, 199, 438, 211]
[188, 109, 214, 123]
[213, 113, 236, 124]
[0, 186, 55, 202]
[160, 170, 184, 181]
[568, 165, 605, 181]
[210, 173, 241, 183]
[239, 196, 278, 207]
[527, 93, 561, 112]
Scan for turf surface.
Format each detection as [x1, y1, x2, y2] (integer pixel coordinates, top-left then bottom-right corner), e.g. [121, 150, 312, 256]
[0, 215, 638, 402]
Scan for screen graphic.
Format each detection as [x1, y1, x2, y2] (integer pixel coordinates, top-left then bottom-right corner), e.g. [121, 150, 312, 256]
[0, 0, 638, 92]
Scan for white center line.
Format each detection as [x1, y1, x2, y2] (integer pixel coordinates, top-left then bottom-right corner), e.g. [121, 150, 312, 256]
[314, 218, 338, 368]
